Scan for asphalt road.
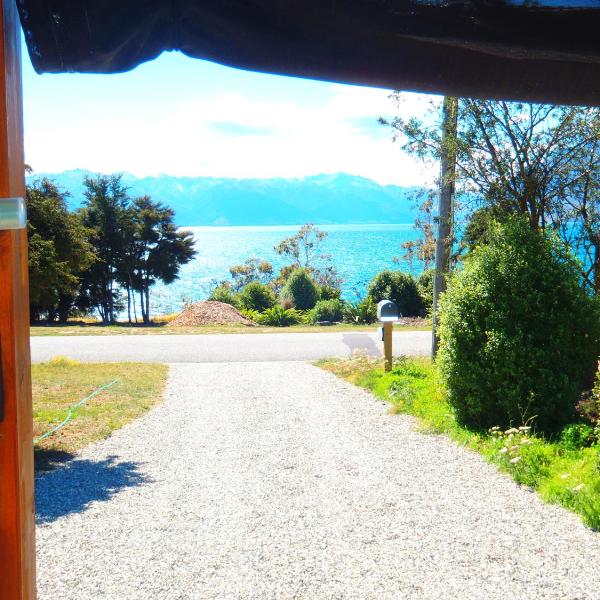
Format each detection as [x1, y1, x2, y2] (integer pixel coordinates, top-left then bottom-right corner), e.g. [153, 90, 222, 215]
[30, 330, 431, 363]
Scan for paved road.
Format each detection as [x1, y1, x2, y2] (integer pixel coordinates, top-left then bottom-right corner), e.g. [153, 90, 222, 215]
[36, 362, 600, 599]
[30, 330, 431, 363]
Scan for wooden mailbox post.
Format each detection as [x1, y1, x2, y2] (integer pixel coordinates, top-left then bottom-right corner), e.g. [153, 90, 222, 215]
[0, 0, 36, 598]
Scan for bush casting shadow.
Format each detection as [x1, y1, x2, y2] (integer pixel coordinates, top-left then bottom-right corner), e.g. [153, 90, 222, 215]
[34, 448, 77, 473]
[342, 333, 380, 356]
[35, 455, 149, 524]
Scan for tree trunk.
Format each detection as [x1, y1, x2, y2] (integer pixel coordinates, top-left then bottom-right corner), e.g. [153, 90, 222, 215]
[126, 284, 131, 324]
[145, 285, 150, 324]
[139, 289, 146, 324]
[432, 96, 458, 358]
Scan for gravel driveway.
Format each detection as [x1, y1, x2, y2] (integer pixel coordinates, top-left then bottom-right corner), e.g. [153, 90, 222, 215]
[36, 362, 600, 599]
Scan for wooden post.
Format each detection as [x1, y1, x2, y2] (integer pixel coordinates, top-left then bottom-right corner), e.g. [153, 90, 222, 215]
[0, 1, 37, 598]
[432, 96, 458, 358]
[383, 321, 393, 372]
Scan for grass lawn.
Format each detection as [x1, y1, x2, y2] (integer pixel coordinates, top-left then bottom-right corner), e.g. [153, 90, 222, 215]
[318, 356, 600, 530]
[30, 322, 431, 336]
[32, 357, 168, 470]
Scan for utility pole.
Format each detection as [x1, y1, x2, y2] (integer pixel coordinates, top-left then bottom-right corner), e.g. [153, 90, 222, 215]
[432, 96, 458, 358]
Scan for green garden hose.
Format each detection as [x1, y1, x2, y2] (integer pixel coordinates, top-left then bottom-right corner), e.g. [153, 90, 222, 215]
[33, 379, 120, 444]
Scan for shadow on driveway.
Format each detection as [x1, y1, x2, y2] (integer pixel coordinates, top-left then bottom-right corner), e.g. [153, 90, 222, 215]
[36, 455, 149, 524]
[341, 332, 381, 357]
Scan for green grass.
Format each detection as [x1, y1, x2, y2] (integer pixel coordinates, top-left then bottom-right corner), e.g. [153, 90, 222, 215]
[32, 357, 168, 470]
[318, 356, 600, 530]
[30, 322, 431, 336]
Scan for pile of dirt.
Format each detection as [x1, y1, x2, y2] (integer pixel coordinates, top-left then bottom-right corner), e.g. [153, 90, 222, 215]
[168, 301, 254, 327]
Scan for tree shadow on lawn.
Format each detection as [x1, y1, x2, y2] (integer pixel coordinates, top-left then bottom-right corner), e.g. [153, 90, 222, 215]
[35, 454, 150, 524]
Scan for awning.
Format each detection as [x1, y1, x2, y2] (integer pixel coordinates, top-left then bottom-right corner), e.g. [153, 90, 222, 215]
[17, 1, 600, 105]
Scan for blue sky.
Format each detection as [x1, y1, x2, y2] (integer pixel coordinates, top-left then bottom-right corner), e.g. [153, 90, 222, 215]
[22, 47, 435, 186]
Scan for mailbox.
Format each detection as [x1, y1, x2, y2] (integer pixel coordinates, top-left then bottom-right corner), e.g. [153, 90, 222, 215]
[377, 299, 400, 322]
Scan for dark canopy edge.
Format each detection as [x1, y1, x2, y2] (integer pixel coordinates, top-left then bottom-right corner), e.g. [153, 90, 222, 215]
[17, 1, 600, 105]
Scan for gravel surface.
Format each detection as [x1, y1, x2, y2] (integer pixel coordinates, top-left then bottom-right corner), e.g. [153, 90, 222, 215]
[30, 330, 431, 363]
[36, 362, 600, 599]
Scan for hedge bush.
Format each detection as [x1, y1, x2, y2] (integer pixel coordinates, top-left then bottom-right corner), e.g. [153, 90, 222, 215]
[208, 284, 239, 307]
[237, 282, 276, 312]
[281, 269, 319, 310]
[318, 285, 341, 301]
[438, 217, 600, 433]
[311, 299, 344, 323]
[367, 270, 424, 317]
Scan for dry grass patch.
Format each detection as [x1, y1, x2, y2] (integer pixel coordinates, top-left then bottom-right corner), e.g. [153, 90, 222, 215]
[32, 357, 168, 470]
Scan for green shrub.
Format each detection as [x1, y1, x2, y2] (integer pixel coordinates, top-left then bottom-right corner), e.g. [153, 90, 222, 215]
[342, 297, 377, 324]
[208, 284, 239, 307]
[237, 282, 276, 312]
[367, 270, 424, 317]
[256, 305, 303, 327]
[438, 217, 600, 433]
[417, 269, 435, 313]
[319, 285, 341, 301]
[559, 424, 598, 451]
[311, 299, 344, 323]
[281, 269, 319, 310]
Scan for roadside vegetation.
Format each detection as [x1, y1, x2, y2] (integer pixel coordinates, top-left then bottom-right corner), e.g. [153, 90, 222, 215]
[32, 357, 168, 470]
[206, 223, 434, 327]
[320, 214, 600, 529]
[30, 321, 430, 336]
[320, 354, 600, 530]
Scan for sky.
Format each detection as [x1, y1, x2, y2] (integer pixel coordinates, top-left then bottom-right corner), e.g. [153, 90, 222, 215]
[22, 46, 437, 187]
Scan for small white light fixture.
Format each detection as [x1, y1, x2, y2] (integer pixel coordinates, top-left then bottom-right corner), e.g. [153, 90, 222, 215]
[0, 197, 26, 230]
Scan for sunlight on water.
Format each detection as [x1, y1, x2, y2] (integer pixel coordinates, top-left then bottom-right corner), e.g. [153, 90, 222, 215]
[150, 223, 423, 315]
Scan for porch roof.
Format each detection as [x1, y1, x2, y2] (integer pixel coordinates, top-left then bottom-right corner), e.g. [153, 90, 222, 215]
[17, 1, 600, 105]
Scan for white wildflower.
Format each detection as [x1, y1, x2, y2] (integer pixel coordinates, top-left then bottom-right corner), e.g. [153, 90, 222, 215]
[509, 456, 522, 465]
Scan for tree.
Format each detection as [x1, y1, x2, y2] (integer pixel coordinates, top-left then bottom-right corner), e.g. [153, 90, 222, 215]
[126, 196, 196, 324]
[394, 190, 436, 272]
[274, 224, 342, 290]
[26, 178, 94, 322]
[228, 258, 273, 292]
[78, 174, 130, 323]
[382, 97, 600, 292]
[274, 223, 327, 268]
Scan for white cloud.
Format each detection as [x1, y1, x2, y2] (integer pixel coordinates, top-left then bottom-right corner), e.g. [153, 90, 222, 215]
[25, 85, 437, 186]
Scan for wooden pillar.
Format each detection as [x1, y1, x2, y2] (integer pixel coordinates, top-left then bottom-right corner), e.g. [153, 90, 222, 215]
[0, 1, 36, 598]
[383, 321, 393, 372]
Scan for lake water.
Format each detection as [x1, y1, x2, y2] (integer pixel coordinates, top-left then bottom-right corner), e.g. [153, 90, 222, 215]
[150, 223, 422, 315]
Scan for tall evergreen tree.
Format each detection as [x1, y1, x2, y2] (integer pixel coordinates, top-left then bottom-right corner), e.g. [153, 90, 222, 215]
[127, 196, 196, 323]
[78, 174, 129, 323]
[26, 178, 94, 322]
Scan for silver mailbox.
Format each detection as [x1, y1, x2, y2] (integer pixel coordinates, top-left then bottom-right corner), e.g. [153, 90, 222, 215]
[377, 299, 399, 322]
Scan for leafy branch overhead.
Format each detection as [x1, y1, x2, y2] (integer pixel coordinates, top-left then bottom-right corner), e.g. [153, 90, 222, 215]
[381, 97, 600, 293]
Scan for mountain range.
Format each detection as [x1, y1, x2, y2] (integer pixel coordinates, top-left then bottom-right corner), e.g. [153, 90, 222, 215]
[26, 169, 420, 226]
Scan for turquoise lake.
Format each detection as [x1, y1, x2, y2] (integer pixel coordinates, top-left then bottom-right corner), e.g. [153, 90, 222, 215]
[151, 223, 422, 315]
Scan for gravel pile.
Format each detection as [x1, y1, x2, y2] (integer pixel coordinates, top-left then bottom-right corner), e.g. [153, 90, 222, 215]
[167, 300, 253, 326]
[36, 362, 600, 599]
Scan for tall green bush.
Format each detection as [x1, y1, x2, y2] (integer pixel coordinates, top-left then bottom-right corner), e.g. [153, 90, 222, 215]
[438, 217, 600, 433]
[281, 269, 319, 310]
[237, 282, 276, 312]
[367, 270, 424, 317]
[311, 299, 344, 323]
[208, 284, 239, 307]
